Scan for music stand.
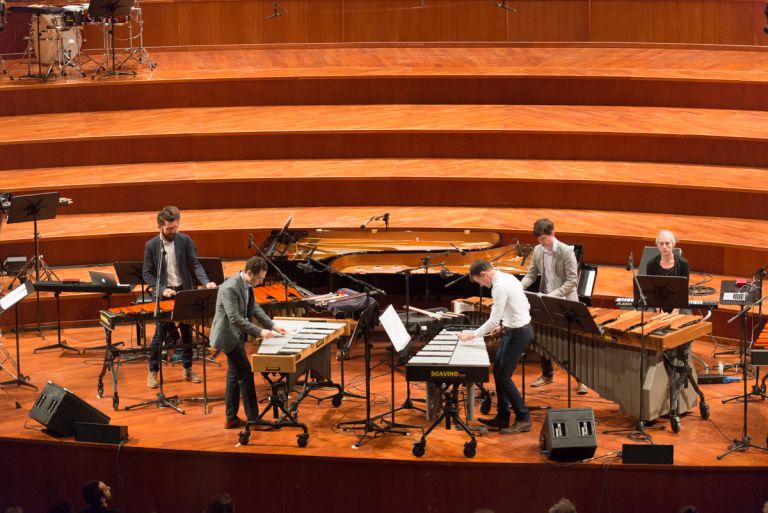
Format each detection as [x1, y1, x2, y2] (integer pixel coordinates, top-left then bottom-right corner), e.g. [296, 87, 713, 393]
[88, 0, 136, 79]
[171, 288, 221, 413]
[0, 281, 37, 390]
[523, 292, 553, 411]
[194, 257, 225, 286]
[114, 261, 150, 303]
[540, 295, 602, 409]
[7, 192, 61, 336]
[635, 275, 689, 313]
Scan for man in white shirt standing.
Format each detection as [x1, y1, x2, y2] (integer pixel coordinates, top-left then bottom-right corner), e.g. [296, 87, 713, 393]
[459, 259, 533, 434]
[520, 218, 587, 395]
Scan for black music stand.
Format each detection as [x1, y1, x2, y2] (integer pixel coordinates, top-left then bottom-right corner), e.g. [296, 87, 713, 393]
[718, 293, 768, 459]
[635, 275, 689, 313]
[114, 261, 150, 304]
[124, 244, 184, 414]
[372, 306, 420, 432]
[540, 295, 601, 409]
[523, 292, 553, 411]
[7, 192, 61, 336]
[88, 0, 136, 79]
[0, 281, 37, 390]
[194, 257, 225, 286]
[174, 288, 222, 413]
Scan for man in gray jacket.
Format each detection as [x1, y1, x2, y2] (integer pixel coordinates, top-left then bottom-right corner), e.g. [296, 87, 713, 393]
[520, 218, 587, 394]
[210, 256, 286, 429]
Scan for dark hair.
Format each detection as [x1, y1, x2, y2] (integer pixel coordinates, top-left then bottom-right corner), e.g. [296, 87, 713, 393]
[82, 480, 103, 508]
[678, 506, 699, 513]
[157, 205, 180, 226]
[46, 501, 73, 513]
[469, 260, 492, 277]
[244, 256, 268, 274]
[533, 218, 555, 237]
[548, 498, 577, 513]
[206, 493, 234, 513]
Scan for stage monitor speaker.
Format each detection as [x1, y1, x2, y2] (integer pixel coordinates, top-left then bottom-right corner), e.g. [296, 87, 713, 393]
[622, 443, 674, 464]
[540, 407, 597, 461]
[75, 422, 128, 445]
[3, 256, 27, 274]
[29, 381, 110, 436]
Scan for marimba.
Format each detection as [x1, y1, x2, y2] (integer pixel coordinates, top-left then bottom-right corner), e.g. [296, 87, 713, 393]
[534, 307, 712, 424]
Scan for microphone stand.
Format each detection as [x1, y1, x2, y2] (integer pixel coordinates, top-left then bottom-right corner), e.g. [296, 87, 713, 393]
[603, 255, 662, 442]
[718, 292, 768, 459]
[125, 242, 184, 414]
[253, 245, 303, 316]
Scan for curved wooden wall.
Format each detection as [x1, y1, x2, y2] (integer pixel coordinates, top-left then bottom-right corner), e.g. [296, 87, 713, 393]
[1, 0, 768, 53]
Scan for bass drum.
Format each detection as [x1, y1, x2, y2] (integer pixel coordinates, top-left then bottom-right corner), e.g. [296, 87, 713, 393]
[30, 14, 82, 65]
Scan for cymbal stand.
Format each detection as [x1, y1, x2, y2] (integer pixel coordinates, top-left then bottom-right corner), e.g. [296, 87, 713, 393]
[117, 0, 155, 70]
[55, 27, 87, 78]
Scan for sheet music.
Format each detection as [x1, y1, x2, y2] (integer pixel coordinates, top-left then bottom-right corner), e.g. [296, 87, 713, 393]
[0, 282, 31, 313]
[379, 304, 411, 353]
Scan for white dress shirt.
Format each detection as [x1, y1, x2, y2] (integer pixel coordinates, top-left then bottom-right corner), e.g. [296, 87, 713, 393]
[161, 236, 182, 288]
[542, 237, 560, 294]
[474, 270, 531, 337]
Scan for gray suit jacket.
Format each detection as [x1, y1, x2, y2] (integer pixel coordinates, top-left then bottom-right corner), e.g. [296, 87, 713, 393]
[520, 240, 579, 301]
[209, 273, 275, 353]
[142, 233, 210, 298]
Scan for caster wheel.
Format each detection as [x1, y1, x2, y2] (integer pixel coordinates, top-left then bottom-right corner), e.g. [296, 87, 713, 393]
[699, 401, 710, 420]
[480, 397, 492, 415]
[297, 433, 309, 448]
[670, 416, 681, 433]
[463, 441, 477, 459]
[412, 442, 426, 457]
[331, 395, 343, 408]
[238, 431, 250, 446]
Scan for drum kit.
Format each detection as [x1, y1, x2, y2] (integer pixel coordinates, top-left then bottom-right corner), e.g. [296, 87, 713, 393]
[2, 0, 155, 81]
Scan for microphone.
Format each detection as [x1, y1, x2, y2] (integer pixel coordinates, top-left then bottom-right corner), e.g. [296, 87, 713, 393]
[513, 237, 521, 256]
[382, 212, 390, 230]
[449, 242, 466, 255]
[439, 265, 452, 279]
[247, 232, 255, 249]
[626, 251, 634, 271]
[297, 261, 315, 273]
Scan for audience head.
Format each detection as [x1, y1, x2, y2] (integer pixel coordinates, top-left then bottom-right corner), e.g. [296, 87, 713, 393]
[82, 480, 111, 509]
[677, 506, 698, 513]
[206, 493, 234, 513]
[548, 498, 576, 513]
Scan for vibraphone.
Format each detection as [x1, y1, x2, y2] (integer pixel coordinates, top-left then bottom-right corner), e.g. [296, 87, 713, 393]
[405, 328, 490, 458]
[534, 307, 712, 426]
[240, 318, 349, 447]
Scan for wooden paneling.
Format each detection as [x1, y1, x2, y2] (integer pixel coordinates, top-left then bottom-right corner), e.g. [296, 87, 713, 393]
[507, 0, 590, 42]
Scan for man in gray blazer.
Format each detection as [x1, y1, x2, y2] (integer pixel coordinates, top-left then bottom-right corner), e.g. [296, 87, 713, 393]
[210, 256, 286, 429]
[520, 218, 587, 394]
[143, 206, 217, 388]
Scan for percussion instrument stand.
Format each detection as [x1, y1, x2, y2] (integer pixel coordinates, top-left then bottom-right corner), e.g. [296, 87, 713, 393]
[113, 261, 151, 362]
[412, 383, 478, 458]
[117, 1, 155, 71]
[90, 0, 136, 80]
[18, 13, 53, 81]
[124, 245, 184, 414]
[718, 295, 768, 459]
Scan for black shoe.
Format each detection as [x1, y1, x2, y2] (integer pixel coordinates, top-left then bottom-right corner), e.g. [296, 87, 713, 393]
[477, 416, 510, 429]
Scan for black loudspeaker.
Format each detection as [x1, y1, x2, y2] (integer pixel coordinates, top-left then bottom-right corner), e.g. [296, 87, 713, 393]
[75, 422, 128, 445]
[29, 382, 110, 436]
[540, 407, 597, 461]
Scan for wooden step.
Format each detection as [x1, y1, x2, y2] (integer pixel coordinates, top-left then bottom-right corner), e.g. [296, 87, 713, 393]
[0, 206, 765, 276]
[3, 47, 768, 115]
[2, 104, 768, 170]
[2, 159, 767, 219]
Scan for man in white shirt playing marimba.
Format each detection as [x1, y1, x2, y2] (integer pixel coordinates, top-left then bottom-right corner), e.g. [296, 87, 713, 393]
[459, 259, 534, 434]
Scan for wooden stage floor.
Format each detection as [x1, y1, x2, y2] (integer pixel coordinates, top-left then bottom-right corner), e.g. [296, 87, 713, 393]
[0, 322, 766, 512]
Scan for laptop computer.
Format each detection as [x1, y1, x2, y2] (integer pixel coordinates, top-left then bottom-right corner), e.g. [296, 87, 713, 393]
[89, 270, 118, 286]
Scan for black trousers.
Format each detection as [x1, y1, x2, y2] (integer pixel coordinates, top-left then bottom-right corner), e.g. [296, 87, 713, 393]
[149, 321, 194, 372]
[225, 341, 258, 421]
[494, 324, 534, 422]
